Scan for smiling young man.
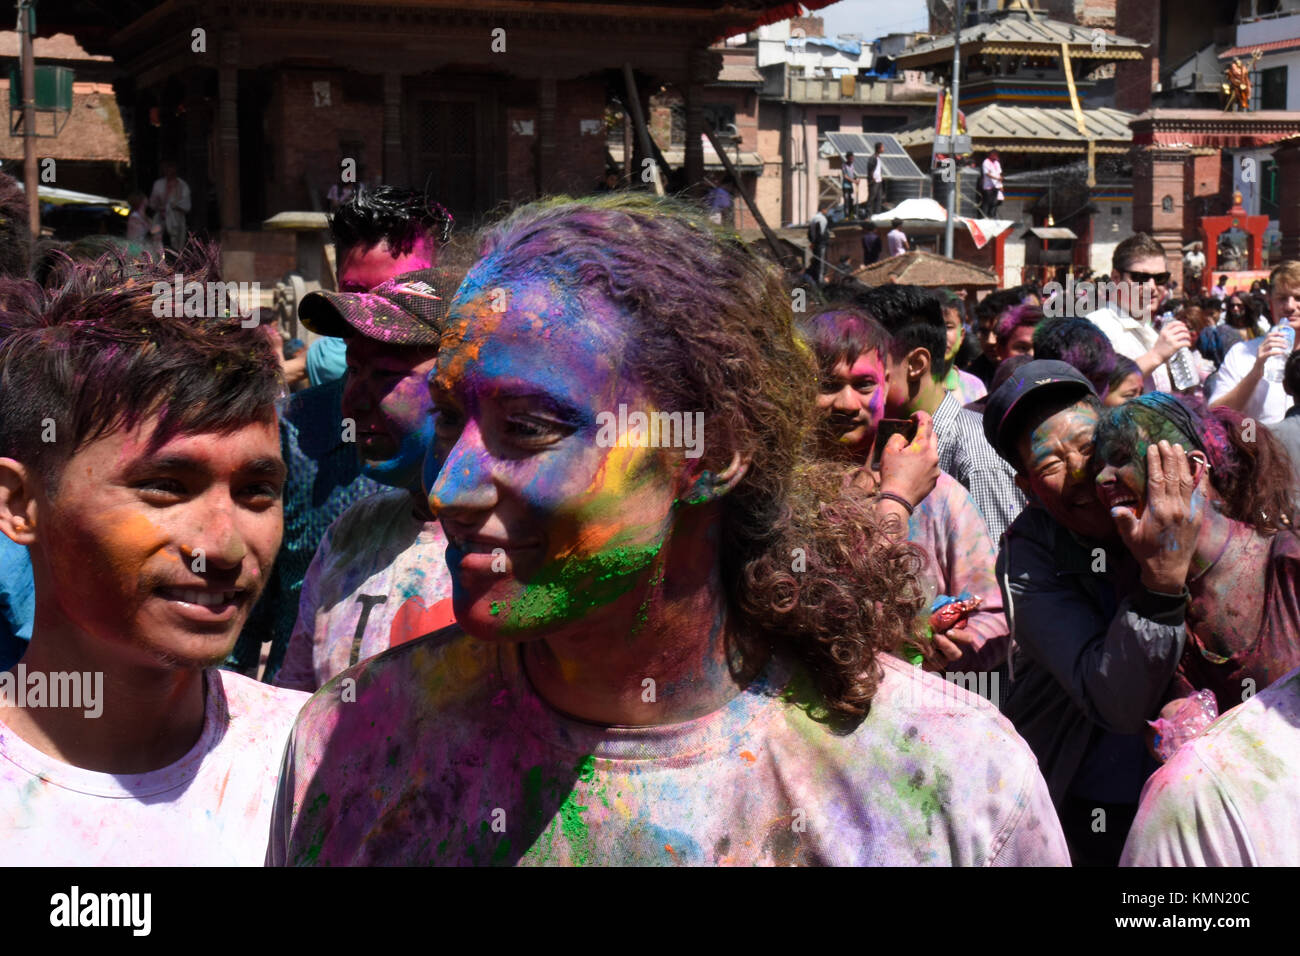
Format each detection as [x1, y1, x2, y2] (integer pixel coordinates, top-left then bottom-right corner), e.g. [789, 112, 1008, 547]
[1085, 233, 1191, 394]
[857, 284, 1026, 543]
[0, 253, 307, 865]
[272, 270, 457, 692]
[1208, 259, 1300, 425]
[985, 360, 1204, 865]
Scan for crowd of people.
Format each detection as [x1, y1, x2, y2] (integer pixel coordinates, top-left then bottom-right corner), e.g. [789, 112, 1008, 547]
[0, 167, 1297, 867]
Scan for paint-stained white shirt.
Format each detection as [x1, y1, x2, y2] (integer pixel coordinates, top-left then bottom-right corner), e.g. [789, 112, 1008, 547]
[275, 489, 455, 693]
[0, 669, 305, 865]
[1121, 665, 1300, 866]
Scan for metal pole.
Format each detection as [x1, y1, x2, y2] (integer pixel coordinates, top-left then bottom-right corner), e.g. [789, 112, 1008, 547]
[944, 0, 962, 259]
[18, 0, 39, 241]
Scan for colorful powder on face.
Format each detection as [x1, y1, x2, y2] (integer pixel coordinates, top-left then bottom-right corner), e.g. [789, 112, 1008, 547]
[497, 542, 663, 634]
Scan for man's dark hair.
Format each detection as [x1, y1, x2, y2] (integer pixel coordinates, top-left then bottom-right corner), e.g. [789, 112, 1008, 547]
[329, 184, 454, 259]
[850, 283, 948, 380]
[1108, 355, 1142, 393]
[874, 143, 884, 152]
[891, 219, 902, 229]
[1112, 232, 1166, 275]
[796, 307, 893, 374]
[0, 245, 281, 495]
[0, 171, 29, 279]
[1033, 317, 1117, 397]
[975, 286, 1028, 326]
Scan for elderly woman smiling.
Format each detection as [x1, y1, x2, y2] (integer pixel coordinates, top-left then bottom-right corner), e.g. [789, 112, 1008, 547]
[270, 194, 1067, 867]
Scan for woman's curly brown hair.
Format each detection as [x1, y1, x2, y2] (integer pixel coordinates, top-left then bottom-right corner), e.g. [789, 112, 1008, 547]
[469, 194, 930, 715]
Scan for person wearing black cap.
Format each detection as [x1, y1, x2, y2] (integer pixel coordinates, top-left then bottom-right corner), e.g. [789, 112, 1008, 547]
[985, 359, 1205, 866]
[273, 270, 458, 693]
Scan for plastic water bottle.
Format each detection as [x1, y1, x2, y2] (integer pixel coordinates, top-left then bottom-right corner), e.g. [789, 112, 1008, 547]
[1167, 346, 1199, 391]
[1264, 323, 1296, 383]
[1157, 313, 1199, 390]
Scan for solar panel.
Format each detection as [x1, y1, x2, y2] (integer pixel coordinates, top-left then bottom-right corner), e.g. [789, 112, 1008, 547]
[821, 132, 925, 182]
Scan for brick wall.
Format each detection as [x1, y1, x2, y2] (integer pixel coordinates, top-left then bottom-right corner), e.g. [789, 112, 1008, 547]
[554, 78, 608, 195]
[270, 69, 383, 213]
[1115, 0, 1159, 113]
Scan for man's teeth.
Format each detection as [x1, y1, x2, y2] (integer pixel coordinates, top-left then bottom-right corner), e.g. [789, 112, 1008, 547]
[164, 588, 236, 607]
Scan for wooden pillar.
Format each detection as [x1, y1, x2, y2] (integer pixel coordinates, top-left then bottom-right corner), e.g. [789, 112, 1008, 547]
[1132, 145, 1188, 270]
[1274, 139, 1300, 261]
[684, 48, 710, 190]
[217, 32, 240, 231]
[183, 69, 210, 234]
[538, 75, 557, 194]
[383, 72, 404, 185]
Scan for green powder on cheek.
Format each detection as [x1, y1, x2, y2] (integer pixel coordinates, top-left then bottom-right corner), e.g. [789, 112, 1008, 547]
[499, 543, 663, 633]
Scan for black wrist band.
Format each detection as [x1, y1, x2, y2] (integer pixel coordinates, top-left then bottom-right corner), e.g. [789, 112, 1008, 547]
[877, 492, 915, 515]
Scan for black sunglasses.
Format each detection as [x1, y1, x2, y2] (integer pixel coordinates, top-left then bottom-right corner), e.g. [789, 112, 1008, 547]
[1124, 270, 1171, 285]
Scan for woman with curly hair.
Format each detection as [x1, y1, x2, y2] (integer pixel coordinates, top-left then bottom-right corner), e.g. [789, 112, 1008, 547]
[1094, 392, 1300, 716]
[269, 193, 1067, 866]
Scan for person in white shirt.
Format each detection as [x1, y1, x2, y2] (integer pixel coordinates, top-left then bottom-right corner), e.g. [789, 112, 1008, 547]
[1208, 260, 1300, 425]
[148, 160, 192, 252]
[1085, 232, 1191, 394]
[979, 150, 1003, 217]
[866, 142, 885, 215]
[0, 249, 307, 865]
[886, 218, 908, 257]
[807, 204, 830, 283]
[1182, 241, 1205, 292]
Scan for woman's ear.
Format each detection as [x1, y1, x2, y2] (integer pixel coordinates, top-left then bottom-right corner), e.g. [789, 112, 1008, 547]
[677, 451, 750, 507]
[0, 458, 39, 546]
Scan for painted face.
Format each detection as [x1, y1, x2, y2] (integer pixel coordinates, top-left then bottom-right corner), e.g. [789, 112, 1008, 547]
[1104, 372, 1144, 407]
[1094, 415, 1193, 519]
[1015, 400, 1112, 538]
[426, 274, 693, 642]
[35, 416, 284, 669]
[997, 324, 1035, 362]
[341, 337, 439, 489]
[815, 349, 887, 457]
[942, 307, 964, 362]
[337, 238, 437, 293]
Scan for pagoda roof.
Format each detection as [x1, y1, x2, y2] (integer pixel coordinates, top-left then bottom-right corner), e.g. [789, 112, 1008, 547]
[897, 104, 1135, 154]
[894, 11, 1146, 70]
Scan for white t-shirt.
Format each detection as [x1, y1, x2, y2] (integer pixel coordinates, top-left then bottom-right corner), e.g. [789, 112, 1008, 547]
[1121, 665, 1300, 866]
[1208, 336, 1295, 425]
[0, 669, 306, 866]
[1086, 307, 1173, 393]
[275, 489, 455, 693]
[981, 158, 1002, 191]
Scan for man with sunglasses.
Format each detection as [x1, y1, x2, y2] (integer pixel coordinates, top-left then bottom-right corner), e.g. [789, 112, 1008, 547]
[1085, 233, 1191, 394]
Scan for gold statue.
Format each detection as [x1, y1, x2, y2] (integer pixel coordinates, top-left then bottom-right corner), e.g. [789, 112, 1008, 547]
[1223, 50, 1263, 112]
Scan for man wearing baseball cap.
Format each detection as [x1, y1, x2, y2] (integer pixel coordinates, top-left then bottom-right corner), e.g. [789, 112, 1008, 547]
[985, 359, 1201, 866]
[273, 270, 457, 692]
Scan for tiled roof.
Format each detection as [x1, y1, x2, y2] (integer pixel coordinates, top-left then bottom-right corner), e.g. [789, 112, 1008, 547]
[0, 31, 112, 61]
[1220, 39, 1300, 59]
[853, 250, 999, 288]
[897, 104, 1135, 149]
[0, 80, 128, 162]
[896, 11, 1145, 65]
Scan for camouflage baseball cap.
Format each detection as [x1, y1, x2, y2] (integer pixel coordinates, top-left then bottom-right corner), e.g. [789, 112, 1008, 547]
[298, 268, 452, 347]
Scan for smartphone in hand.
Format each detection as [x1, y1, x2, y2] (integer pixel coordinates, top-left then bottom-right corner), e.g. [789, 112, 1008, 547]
[870, 417, 918, 472]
